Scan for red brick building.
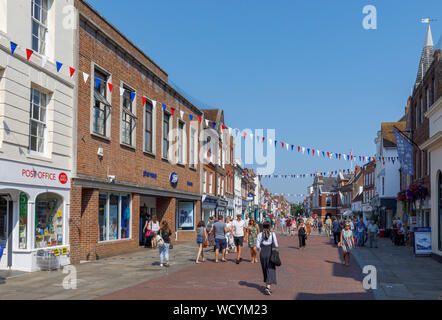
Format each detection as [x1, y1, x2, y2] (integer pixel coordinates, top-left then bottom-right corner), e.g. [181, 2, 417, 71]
[70, 0, 203, 263]
[310, 176, 339, 220]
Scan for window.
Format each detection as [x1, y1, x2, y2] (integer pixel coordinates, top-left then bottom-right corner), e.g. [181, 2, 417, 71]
[217, 176, 221, 196]
[35, 193, 64, 248]
[426, 88, 431, 110]
[203, 170, 207, 193]
[177, 121, 185, 164]
[144, 101, 153, 153]
[98, 193, 131, 242]
[421, 151, 424, 178]
[415, 104, 418, 129]
[29, 88, 47, 153]
[217, 147, 221, 166]
[162, 111, 170, 158]
[427, 152, 430, 176]
[382, 177, 385, 195]
[190, 127, 197, 168]
[222, 150, 225, 169]
[93, 69, 110, 136]
[326, 196, 332, 207]
[420, 97, 424, 123]
[221, 179, 224, 197]
[209, 173, 213, 194]
[31, 0, 48, 54]
[121, 87, 136, 146]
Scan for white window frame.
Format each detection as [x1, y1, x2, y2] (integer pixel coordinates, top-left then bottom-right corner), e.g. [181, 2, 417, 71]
[209, 173, 213, 194]
[177, 120, 186, 165]
[98, 192, 132, 243]
[91, 66, 112, 138]
[31, 0, 49, 55]
[120, 83, 137, 147]
[143, 99, 156, 154]
[203, 170, 207, 193]
[189, 126, 198, 169]
[29, 87, 48, 154]
[217, 176, 221, 196]
[162, 110, 171, 159]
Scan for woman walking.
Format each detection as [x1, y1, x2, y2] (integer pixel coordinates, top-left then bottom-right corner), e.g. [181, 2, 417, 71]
[339, 222, 354, 266]
[290, 219, 297, 237]
[148, 215, 160, 248]
[158, 220, 172, 267]
[196, 221, 208, 264]
[298, 220, 307, 249]
[225, 216, 234, 254]
[247, 218, 260, 263]
[256, 222, 278, 296]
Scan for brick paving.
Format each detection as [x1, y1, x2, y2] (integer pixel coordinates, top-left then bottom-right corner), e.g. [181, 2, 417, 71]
[98, 234, 374, 300]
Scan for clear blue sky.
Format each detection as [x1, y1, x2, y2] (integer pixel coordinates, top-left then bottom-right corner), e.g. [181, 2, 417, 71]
[87, 0, 441, 203]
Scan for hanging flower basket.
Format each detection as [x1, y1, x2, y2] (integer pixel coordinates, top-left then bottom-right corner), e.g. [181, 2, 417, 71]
[404, 184, 429, 202]
[396, 191, 406, 202]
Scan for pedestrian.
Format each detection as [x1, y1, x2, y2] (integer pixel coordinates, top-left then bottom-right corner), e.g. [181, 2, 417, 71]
[332, 218, 341, 245]
[325, 216, 332, 237]
[367, 220, 379, 248]
[247, 218, 260, 263]
[256, 221, 279, 296]
[339, 222, 354, 266]
[290, 218, 297, 236]
[356, 218, 366, 247]
[271, 217, 277, 232]
[148, 215, 160, 248]
[142, 217, 152, 248]
[280, 216, 286, 234]
[206, 216, 215, 249]
[297, 220, 307, 249]
[196, 220, 208, 264]
[158, 220, 172, 267]
[397, 223, 405, 246]
[232, 214, 247, 264]
[317, 218, 323, 235]
[212, 215, 228, 263]
[225, 216, 234, 254]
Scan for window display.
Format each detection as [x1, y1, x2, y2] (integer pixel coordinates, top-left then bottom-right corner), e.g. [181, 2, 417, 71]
[98, 193, 131, 242]
[35, 193, 63, 248]
[19, 192, 28, 249]
[177, 201, 195, 231]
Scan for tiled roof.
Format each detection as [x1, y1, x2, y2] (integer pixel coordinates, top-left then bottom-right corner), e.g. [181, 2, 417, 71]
[415, 24, 435, 90]
[320, 177, 338, 193]
[382, 122, 406, 148]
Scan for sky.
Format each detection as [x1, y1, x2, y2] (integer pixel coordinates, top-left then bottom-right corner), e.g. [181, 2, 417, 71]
[87, 0, 441, 203]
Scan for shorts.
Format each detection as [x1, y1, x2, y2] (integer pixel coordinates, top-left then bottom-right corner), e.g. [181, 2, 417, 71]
[215, 238, 227, 250]
[234, 236, 244, 247]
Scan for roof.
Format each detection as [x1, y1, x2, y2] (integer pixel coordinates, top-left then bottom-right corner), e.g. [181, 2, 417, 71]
[320, 177, 338, 193]
[381, 122, 406, 148]
[415, 24, 435, 90]
[352, 192, 363, 202]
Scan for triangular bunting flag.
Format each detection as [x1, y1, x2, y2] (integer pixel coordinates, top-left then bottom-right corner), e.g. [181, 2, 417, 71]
[189, 114, 193, 121]
[171, 108, 175, 116]
[95, 78, 101, 89]
[180, 111, 184, 119]
[120, 88, 125, 96]
[130, 91, 136, 102]
[198, 116, 202, 124]
[56, 61, 63, 72]
[142, 96, 147, 106]
[82, 72, 89, 83]
[26, 49, 34, 61]
[162, 104, 167, 111]
[108, 83, 114, 92]
[69, 67, 76, 78]
[10, 42, 17, 55]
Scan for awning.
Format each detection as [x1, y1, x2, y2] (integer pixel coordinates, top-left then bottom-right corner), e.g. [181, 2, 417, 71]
[343, 210, 353, 217]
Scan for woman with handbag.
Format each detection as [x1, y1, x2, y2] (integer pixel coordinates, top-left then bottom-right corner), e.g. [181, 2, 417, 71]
[149, 215, 160, 248]
[339, 222, 354, 266]
[298, 220, 307, 249]
[158, 220, 172, 267]
[256, 221, 279, 296]
[142, 218, 152, 248]
[247, 218, 260, 263]
[196, 220, 208, 264]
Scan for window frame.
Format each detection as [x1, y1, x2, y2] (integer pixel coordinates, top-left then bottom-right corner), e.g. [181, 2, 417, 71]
[31, 0, 49, 55]
[162, 110, 171, 159]
[189, 126, 198, 169]
[177, 120, 186, 165]
[29, 87, 48, 154]
[98, 192, 132, 243]
[120, 84, 137, 147]
[143, 99, 155, 154]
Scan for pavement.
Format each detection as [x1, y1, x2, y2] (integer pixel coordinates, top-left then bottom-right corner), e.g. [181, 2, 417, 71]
[351, 236, 442, 300]
[1, 232, 440, 300]
[98, 234, 374, 300]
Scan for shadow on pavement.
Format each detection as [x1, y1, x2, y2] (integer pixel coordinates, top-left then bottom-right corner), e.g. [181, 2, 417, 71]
[238, 281, 265, 294]
[295, 291, 372, 300]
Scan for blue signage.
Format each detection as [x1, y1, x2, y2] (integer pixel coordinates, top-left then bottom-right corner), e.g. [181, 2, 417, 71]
[395, 130, 414, 175]
[143, 171, 157, 179]
[169, 172, 178, 186]
[187, 181, 193, 186]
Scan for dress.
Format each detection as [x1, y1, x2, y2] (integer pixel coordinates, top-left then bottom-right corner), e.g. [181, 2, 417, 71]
[248, 225, 258, 248]
[341, 230, 353, 253]
[257, 232, 277, 285]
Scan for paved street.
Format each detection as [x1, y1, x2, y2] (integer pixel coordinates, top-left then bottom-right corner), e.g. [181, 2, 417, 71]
[98, 234, 373, 300]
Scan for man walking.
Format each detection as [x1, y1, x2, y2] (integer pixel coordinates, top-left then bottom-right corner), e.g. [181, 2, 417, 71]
[332, 218, 341, 245]
[232, 214, 247, 264]
[356, 218, 366, 247]
[325, 216, 332, 237]
[212, 215, 229, 263]
[367, 220, 379, 248]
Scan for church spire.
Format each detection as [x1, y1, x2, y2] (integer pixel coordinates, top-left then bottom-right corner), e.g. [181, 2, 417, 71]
[414, 22, 435, 90]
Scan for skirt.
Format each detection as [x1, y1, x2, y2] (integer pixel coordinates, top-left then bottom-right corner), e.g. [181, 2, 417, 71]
[260, 244, 277, 285]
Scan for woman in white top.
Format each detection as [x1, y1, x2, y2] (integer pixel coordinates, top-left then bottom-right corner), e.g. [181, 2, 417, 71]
[147, 215, 160, 248]
[225, 216, 234, 254]
[256, 221, 278, 296]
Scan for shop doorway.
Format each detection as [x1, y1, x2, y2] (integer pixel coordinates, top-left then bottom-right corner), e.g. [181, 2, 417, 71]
[0, 196, 13, 268]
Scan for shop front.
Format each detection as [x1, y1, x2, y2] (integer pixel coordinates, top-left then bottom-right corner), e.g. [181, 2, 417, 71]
[0, 159, 71, 272]
[226, 197, 235, 217]
[202, 196, 217, 224]
[242, 200, 248, 218]
[217, 199, 228, 218]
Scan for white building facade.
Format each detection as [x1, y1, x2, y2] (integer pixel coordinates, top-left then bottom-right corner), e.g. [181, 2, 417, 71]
[233, 163, 242, 217]
[0, 0, 75, 271]
[422, 96, 442, 258]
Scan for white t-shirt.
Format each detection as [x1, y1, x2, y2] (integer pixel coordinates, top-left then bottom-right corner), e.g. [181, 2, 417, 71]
[149, 221, 160, 232]
[232, 220, 245, 237]
[225, 222, 232, 234]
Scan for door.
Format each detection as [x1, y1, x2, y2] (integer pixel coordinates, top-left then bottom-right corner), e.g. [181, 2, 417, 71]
[0, 196, 12, 268]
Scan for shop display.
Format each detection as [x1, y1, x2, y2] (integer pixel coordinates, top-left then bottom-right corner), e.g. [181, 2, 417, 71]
[178, 201, 194, 230]
[35, 194, 63, 249]
[19, 192, 28, 249]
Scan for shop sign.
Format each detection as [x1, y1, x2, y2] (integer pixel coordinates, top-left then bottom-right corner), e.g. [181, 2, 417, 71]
[143, 171, 157, 179]
[169, 172, 178, 186]
[203, 198, 217, 204]
[0, 159, 70, 188]
[187, 181, 193, 186]
[177, 201, 194, 230]
[217, 200, 228, 207]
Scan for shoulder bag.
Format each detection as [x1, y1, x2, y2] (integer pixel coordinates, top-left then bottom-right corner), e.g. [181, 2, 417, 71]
[156, 231, 165, 248]
[270, 233, 282, 267]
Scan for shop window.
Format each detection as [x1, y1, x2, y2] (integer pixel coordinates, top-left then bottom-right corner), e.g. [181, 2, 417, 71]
[177, 201, 195, 231]
[98, 193, 131, 242]
[35, 193, 64, 249]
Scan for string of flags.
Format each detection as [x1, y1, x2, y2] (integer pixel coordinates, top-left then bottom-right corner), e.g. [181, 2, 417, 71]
[258, 168, 355, 179]
[269, 193, 306, 198]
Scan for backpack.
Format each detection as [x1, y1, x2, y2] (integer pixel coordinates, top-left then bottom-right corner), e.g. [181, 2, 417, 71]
[156, 232, 165, 248]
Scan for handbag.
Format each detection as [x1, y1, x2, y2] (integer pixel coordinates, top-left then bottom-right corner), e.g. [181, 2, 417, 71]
[145, 229, 152, 237]
[270, 233, 281, 267]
